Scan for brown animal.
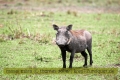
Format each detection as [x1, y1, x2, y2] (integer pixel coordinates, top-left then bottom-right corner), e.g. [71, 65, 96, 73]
[53, 24, 93, 68]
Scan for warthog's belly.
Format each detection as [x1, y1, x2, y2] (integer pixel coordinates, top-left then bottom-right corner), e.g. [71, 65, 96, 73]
[64, 43, 87, 53]
[74, 43, 87, 53]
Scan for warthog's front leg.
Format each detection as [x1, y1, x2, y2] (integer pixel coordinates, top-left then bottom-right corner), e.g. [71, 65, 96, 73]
[69, 51, 75, 68]
[61, 50, 66, 68]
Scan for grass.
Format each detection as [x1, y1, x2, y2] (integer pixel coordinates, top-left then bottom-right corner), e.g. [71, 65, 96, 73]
[0, 0, 120, 80]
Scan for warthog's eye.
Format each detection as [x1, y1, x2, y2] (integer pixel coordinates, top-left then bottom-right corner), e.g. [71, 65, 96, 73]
[65, 31, 69, 35]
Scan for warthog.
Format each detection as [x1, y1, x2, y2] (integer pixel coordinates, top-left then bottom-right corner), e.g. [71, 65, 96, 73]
[53, 24, 93, 68]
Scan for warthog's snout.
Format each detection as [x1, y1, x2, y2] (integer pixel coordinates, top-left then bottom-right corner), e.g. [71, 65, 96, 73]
[55, 38, 69, 46]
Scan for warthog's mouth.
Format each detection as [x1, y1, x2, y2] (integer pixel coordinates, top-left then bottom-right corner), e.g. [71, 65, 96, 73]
[58, 45, 65, 47]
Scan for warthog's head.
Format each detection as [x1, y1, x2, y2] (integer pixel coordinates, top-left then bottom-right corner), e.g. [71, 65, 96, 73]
[53, 24, 72, 46]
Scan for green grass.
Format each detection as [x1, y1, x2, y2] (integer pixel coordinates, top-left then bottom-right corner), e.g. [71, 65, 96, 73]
[0, 0, 120, 79]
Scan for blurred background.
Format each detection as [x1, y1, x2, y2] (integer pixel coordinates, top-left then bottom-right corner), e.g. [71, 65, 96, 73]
[0, 0, 120, 80]
[0, 0, 120, 13]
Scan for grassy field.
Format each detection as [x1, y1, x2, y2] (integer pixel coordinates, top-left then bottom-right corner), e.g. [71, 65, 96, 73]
[0, 0, 120, 80]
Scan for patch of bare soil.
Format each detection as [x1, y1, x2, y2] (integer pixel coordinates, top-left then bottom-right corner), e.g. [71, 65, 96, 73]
[114, 63, 120, 67]
[1, 6, 120, 13]
[0, 1, 120, 13]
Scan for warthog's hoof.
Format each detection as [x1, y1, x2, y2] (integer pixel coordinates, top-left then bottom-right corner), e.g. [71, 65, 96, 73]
[90, 64, 92, 66]
[83, 64, 87, 67]
[69, 66, 72, 68]
[63, 65, 66, 68]
[90, 61, 93, 65]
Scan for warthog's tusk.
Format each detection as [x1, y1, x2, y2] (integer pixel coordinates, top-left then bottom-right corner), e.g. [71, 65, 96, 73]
[67, 38, 71, 45]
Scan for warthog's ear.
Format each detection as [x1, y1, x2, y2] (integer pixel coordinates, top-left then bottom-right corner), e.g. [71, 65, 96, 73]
[67, 25, 72, 31]
[53, 24, 59, 31]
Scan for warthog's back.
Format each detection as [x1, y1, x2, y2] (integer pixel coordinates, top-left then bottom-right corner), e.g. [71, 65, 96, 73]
[68, 30, 92, 52]
[70, 30, 92, 40]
